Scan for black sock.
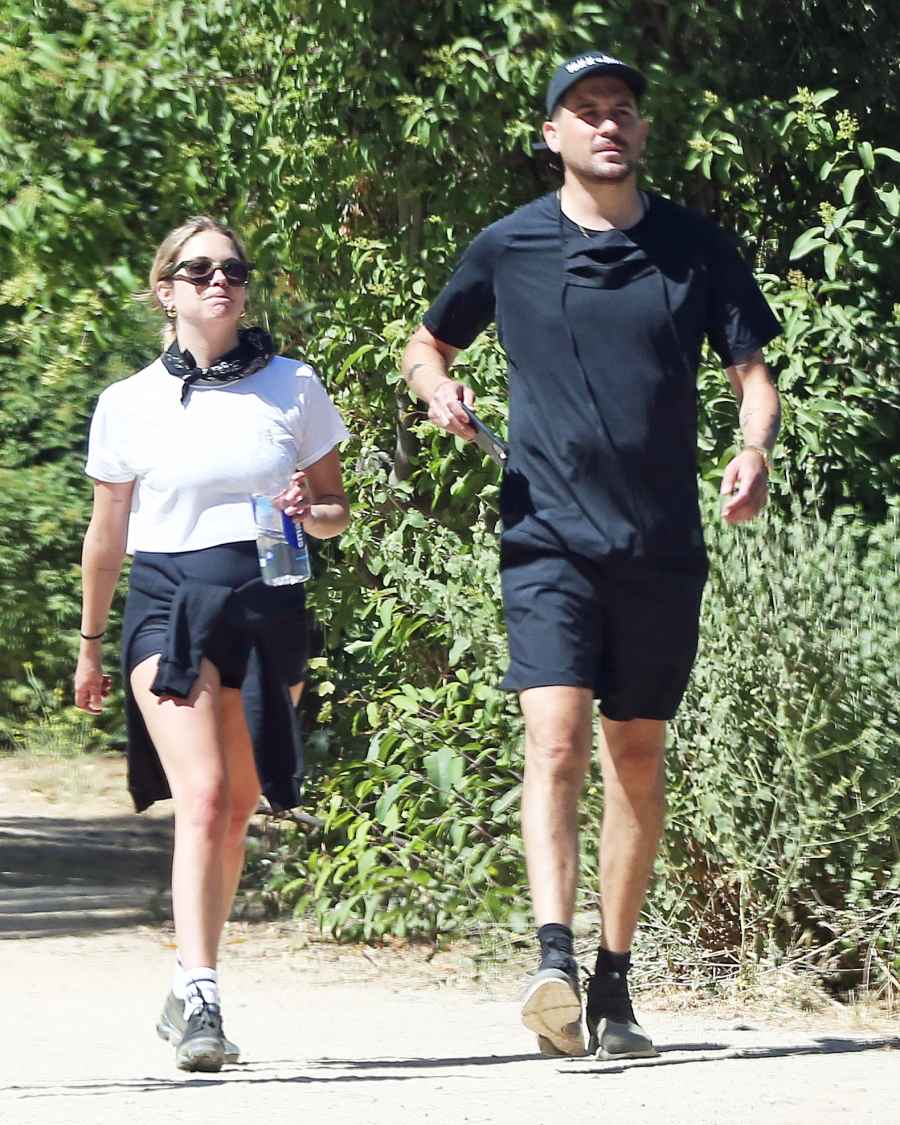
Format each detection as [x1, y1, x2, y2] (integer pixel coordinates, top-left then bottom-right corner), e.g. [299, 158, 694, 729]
[537, 922, 574, 961]
[595, 946, 631, 976]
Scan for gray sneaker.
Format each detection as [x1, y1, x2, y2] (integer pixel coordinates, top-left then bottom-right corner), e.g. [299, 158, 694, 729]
[156, 990, 240, 1064]
[586, 969, 658, 1060]
[175, 999, 226, 1073]
[521, 956, 585, 1057]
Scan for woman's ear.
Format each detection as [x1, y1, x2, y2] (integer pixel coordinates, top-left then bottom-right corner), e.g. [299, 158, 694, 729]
[155, 280, 173, 310]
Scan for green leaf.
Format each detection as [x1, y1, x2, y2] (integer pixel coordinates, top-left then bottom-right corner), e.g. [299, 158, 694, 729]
[374, 782, 402, 824]
[358, 849, 378, 878]
[811, 88, 838, 106]
[381, 805, 401, 833]
[336, 343, 374, 380]
[491, 783, 522, 816]
[701, 150, 714, 179]
[424, 747, 464, 795]
[840, 169, 865, 205]
[857, 142, 875, 171]
[495, 50, 510, 83]
[789, 226, 826, 260]
[451, 37, 483, 53]
[873, 147, 900, 163]
[378, 597, 397, 628]
[448, 634, 470, 665]
[392, 695, 419, 714]
[876, 185, 900, 217]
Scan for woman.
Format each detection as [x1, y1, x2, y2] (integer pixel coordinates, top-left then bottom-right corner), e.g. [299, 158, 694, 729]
[74, 216, 349, 1072]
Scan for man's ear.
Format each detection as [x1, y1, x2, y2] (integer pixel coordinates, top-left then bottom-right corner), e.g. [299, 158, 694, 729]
[542, 119, 560, 154]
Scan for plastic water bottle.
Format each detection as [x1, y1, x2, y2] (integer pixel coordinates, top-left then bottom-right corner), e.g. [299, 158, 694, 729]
[251, 493, 310, 586]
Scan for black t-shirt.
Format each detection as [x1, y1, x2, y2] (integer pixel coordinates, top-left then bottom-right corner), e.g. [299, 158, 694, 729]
[423, 191, 780, 568]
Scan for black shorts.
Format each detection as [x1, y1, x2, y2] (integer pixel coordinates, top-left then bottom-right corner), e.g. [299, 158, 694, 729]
[126, 541, 308, 690]
[500, 548, 706, 721]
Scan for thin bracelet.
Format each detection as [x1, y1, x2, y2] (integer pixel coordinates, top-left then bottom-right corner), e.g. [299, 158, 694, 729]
[742, 445, 772, 474]
[80, 629, 106, 640]
[406, 362, 448, 382]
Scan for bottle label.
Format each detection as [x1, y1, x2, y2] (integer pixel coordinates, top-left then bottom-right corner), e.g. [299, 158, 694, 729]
[284, 512, 302, 548]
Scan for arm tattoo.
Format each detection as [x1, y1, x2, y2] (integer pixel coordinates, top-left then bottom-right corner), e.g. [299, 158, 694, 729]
[729, 352, 781, 449]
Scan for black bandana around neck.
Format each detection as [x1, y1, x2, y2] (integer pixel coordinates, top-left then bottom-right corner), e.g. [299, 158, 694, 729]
[161, 326, 275, 404]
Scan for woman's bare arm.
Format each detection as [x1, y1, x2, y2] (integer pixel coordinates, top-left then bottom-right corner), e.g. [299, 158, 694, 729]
[74, 479, 134, 712]
[279, 447, 349, 540]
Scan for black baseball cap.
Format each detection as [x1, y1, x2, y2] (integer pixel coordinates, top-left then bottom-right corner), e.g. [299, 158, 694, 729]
[545, 51, 647, 117]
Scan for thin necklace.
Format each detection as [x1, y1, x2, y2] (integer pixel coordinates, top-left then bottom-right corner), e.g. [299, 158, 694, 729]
[558, 189, 647, 237]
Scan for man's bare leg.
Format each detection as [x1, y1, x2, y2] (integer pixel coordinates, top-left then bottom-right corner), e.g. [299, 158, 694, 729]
[586, 715, 666, 1059]
[520, 685, 594, 923]
[598, 716, 666, 950]
[518, 685, 594, 1055]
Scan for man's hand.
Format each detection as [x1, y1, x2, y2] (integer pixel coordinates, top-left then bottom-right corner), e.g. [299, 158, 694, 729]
[720, 449, 769, 524]
[428, 379, 477, 441]
[723, 351, 780, 525]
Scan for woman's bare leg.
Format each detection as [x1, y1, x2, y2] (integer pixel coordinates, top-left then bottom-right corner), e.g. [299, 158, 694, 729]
[214, 679, 305, 934]
[215, 686, 261, 935]
[130, 655, 230, 968]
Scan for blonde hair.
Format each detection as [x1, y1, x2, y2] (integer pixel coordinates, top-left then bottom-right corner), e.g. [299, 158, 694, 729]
[136, 216, 250, 346]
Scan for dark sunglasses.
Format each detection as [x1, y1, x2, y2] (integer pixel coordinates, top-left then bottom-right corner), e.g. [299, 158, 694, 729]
[166, 257, 253, 286]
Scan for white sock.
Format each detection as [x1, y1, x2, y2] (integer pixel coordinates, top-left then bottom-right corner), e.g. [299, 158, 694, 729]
[182, 966, 220, 1018]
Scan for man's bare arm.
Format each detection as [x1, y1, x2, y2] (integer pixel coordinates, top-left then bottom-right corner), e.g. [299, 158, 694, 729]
[401, 325, 475, 440]
[720, 350, 781, 524]
[727, 350, 782, 454]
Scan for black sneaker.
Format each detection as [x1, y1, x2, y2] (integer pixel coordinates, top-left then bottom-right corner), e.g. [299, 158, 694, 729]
[173, 999, 226, 1073]
[521, 950, 585, 1057]
[156, 991, 240, 1063]
[586, 968, 658, 1060]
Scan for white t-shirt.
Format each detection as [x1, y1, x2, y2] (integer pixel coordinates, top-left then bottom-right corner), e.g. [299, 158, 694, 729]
[85, 355, 350, 554]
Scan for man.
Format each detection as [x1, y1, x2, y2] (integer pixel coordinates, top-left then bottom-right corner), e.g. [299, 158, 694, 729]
[401, 51, 781, 1060]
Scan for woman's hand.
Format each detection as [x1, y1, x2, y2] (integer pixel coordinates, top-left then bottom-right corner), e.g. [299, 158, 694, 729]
[278, 450, 349, 539]
[74, 645, 112, 714]
[275, 470, 313, 523]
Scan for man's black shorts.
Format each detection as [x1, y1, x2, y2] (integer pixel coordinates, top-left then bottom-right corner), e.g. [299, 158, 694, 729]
[500, 548, 707, 721]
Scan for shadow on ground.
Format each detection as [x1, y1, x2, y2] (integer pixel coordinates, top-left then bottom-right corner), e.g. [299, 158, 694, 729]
[5, 1037, 899, 1100]
[564, 1034, 900, 1074]
[0, 813, 174, 938]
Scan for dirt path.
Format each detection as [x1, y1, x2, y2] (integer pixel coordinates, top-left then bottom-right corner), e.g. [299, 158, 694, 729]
[1, 754, 897, 1125]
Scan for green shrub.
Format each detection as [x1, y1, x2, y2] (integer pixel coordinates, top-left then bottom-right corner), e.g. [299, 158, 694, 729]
[658, 500, 899, 991]
[265, 496, 899, 993]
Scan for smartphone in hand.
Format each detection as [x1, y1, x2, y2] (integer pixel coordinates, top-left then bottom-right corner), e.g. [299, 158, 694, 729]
[461, 404, 508, 468]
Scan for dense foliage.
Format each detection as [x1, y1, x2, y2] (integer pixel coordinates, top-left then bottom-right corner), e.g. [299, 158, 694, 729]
[1, 1, 897, 989]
